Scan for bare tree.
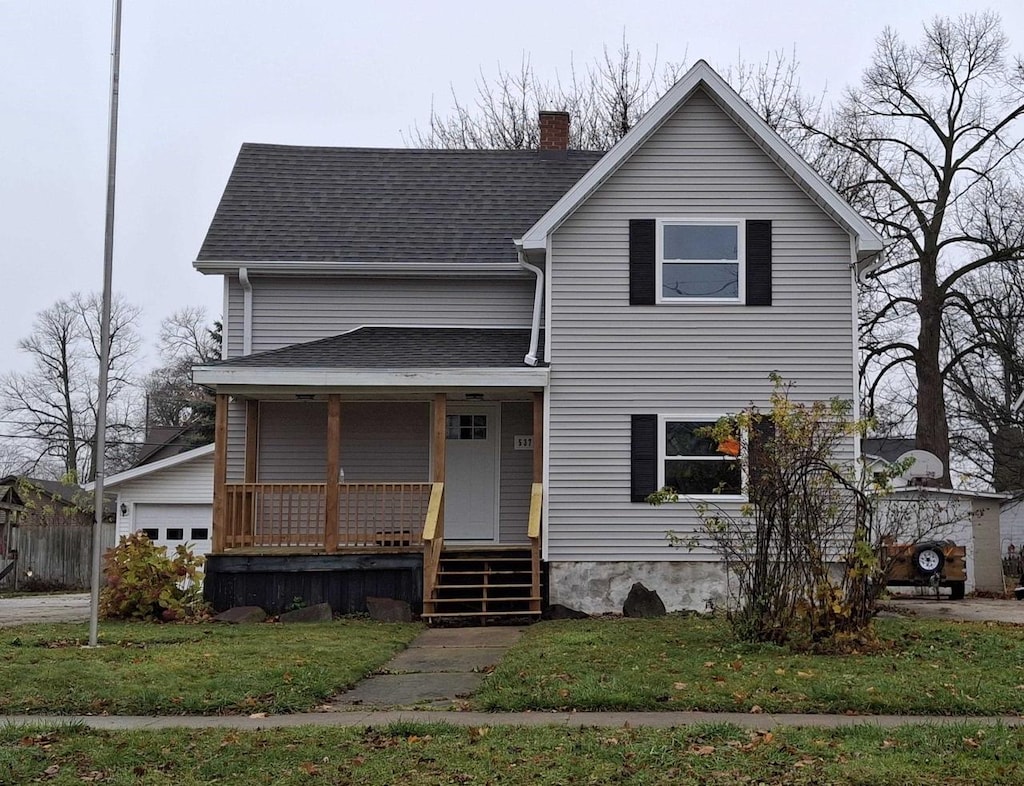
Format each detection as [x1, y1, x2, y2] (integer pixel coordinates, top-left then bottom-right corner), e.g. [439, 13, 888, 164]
[143, 307, 221, 446]
[407, 37, 684, 151]
[796, 13, 1024, 485]
[0, 293, 142, 482]
[944, 256, 1024, 489]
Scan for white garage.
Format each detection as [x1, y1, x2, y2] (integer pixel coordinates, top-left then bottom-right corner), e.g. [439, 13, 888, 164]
[96, 445, 214, 558]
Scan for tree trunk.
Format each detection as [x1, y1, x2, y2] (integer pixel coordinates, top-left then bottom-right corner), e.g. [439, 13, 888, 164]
[915, 282, 952, 487]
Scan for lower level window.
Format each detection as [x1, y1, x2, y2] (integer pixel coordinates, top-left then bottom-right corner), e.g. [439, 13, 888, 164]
[662, 418, 741, 495]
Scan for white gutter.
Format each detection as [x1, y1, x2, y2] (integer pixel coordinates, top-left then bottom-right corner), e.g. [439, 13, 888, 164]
[194, 259, 527, 277]
[239, 267, 253, 355]
[517, 245, 543, 366]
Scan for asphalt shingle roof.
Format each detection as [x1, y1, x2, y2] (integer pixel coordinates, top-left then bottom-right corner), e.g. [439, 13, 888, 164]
[207, 327, 544, 369]
[197, 145, 604, 264]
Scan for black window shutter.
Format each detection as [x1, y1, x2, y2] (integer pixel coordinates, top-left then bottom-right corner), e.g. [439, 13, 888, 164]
[748, 416, 775, 491]
[629, 219, 656, 305]
[745, 220, 772, 306]
[631, 414, 658, 502]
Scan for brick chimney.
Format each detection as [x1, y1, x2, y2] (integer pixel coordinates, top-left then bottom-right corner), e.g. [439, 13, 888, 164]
[539, 110, 570, 153]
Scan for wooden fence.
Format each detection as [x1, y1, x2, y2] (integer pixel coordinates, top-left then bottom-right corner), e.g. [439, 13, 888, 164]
[0, 521, 116, 590]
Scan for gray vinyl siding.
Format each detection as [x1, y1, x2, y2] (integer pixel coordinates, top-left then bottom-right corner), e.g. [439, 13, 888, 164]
[258, 402, 328, 482]
[226, 276, 244, 358]
[222, 276, 536, 357]
[255, 401, 429, 483]
[226, 398, 245, 482]
[546, 87, 856, 562]
[339, 403, 430, 483]
[499, 402, 533, 544]
[113, 454, 214, 541]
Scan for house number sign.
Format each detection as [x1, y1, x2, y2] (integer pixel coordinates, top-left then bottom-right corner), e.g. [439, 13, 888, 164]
[514, 435, 533, 450]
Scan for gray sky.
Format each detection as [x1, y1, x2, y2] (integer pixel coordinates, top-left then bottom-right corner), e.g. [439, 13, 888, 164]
[2, 0, 1022, 374]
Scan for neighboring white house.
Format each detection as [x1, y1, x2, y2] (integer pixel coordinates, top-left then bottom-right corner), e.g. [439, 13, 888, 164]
[88, 445, 214, 557]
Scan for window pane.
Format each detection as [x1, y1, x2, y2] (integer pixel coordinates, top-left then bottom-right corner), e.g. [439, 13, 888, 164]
[663, 262, 739, 299]
[166, 528, 184, 541]
[191, 528, 209, 540]
[664, 224, 737, 260]
[665, 421, 718, 457]
[665, 459, 741, 494]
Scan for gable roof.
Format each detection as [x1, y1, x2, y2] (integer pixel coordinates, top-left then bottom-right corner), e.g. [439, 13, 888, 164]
[192, 327, 549, 389]
[519, 60, 886, 262]
[83, 444, 215, 491]
[195, 147, 603, 274]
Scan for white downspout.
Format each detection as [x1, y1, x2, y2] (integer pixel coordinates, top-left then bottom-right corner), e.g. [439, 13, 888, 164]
[239, 266, 253, 356]
[518, 246, 543, 366]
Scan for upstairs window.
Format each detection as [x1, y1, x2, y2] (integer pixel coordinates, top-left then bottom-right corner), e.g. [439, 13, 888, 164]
[657, 220, 743, 302]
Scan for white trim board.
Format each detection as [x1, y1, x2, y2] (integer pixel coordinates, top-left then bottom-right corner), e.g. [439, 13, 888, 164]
[193, 367, 550, 388]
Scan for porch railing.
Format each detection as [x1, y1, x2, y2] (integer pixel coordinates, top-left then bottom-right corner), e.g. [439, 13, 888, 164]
[421, 483, 446, 604]
[221, 482, 437, 551]
[528, 482, 543, 613]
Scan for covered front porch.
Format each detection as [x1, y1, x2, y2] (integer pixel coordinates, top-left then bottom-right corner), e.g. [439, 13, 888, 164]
[206, 395, 544, 617]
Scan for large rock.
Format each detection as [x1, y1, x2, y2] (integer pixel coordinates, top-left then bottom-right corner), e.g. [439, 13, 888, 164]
[279, 602, 333, 623]
[213, 606, 267, 624]
[541, 603, 590, 620]
[365, 596, 413, 623]
[622, 583, 666, 618]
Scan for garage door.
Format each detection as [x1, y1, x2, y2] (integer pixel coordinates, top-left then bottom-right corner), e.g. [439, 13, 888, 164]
[134, 504, 212, 557]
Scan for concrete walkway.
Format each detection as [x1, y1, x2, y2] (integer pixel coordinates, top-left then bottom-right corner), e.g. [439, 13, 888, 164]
[330, 626, 526, 709]
[2, 710, 1021, 731]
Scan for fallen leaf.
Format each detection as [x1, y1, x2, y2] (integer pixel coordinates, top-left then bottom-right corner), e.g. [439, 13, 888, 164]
[248, 712, 268, 719]
[690, 745, 716, 756]
[750, 705, 764, 714]
[299, 761, 320, 775]
[673, 682, 688, 691]
[731, 659, 744, 671]
[796, 670, 814, 679]
[703, 661, 716, 668]
[963, 737, 980, 749]
[774, 668, 786, 675]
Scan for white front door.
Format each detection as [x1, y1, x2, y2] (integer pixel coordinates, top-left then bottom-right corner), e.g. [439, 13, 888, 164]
[444, 405, 499, 542]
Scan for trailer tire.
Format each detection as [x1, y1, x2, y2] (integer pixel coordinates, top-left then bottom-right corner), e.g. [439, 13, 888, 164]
[913, 542, 945, 578]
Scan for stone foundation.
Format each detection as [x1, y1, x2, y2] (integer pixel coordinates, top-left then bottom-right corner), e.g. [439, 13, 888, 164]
[548, 561, 730, 615]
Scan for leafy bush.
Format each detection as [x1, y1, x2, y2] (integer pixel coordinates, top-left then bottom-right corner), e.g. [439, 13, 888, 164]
[100, 532, 206, 622]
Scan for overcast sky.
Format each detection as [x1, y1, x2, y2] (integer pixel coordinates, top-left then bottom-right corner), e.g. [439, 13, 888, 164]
[2, 1, 1022, 374]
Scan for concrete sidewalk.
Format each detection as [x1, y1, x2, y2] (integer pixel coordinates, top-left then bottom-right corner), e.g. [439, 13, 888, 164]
[330, 626, 526, 709]
[2, 710, 1021, 731]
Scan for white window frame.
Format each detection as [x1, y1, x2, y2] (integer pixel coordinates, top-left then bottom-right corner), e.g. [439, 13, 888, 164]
[655, 218, 745, 304]
[657, 414, 745, 500]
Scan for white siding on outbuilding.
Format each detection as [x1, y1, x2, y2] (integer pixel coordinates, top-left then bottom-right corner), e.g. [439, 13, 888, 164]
[545, 87, 857, 564]
[109, 449, 214, 557]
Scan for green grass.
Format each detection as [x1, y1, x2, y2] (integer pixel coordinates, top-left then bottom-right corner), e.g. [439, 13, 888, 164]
[475, 616, 1024, 715]
[0, 620, 421, 715]
[2, 722, 1022, 784]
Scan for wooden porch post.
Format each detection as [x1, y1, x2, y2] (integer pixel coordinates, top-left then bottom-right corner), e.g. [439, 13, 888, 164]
[244, 400, 259, 483]
[432, 393, 446, 531]
[212, 394, 228, 553]
[532, 391, 544, 483]
[325, 395, 341, 553]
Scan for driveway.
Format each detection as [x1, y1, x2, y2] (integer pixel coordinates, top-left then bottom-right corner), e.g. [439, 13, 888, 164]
[885, 596, 1024, 624]
[0, 593, 91, 626]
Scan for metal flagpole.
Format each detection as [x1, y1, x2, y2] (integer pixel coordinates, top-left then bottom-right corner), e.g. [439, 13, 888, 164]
[89, 0, 123, 647]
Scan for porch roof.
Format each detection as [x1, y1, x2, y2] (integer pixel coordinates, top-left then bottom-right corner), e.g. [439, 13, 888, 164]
[193, 327, 548, 389]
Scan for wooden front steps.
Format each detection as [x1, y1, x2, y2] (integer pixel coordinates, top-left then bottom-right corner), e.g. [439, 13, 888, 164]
[423, 545, 541, 625]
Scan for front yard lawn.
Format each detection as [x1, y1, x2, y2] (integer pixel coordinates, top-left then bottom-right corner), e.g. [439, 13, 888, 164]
[475, 616, 1024, 716]
[2, 722, 1022, 785]
[0, 620, 421, 715]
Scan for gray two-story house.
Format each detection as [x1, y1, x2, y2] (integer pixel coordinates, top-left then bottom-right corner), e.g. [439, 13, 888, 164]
[192, 61, 884, 619]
